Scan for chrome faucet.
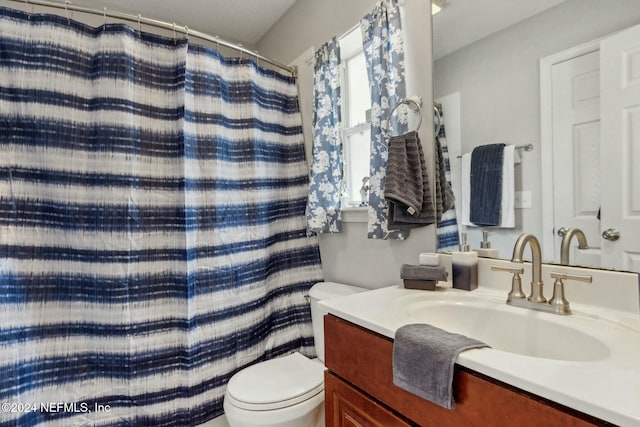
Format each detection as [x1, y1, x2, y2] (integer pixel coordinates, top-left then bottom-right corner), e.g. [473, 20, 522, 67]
[511, 233, 546, 303]
[559, 228, 589, 265]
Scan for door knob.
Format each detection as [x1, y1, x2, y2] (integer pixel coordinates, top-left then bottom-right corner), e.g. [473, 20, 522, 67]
[557, 227, 568, 237]
[602, 229, 620, 241]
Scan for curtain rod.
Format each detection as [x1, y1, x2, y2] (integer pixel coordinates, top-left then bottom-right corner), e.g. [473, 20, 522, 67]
[5, 0, 297, 77]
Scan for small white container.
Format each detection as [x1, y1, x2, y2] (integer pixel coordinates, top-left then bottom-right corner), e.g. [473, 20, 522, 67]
[419, 252, 440, 266]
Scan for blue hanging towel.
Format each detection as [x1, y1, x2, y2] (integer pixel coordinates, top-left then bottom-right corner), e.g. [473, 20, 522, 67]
[469, 143, 505, 226]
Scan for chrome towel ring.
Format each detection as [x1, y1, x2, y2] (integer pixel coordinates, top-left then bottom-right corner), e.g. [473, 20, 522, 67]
[386, 97, 423, 137]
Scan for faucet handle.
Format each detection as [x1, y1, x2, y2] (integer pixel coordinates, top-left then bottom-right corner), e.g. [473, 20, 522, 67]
[491, 265, 526, 301]
[548, 272, 592, 315]
[549, 272, 592, 283]
[491, 265, 524, 274]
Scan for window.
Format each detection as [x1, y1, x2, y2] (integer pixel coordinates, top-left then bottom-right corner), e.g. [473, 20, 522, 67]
[340, 28, 371, 208]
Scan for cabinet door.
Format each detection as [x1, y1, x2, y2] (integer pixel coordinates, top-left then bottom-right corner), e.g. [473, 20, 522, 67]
[325, 371, 413, 427]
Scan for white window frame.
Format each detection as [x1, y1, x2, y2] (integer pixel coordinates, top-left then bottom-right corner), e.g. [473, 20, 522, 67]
[339, 27, 370, 222]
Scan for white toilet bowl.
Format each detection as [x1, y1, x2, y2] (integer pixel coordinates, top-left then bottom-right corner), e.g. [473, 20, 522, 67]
[223, 282, 366, 427]
[224, 352, 325, 427]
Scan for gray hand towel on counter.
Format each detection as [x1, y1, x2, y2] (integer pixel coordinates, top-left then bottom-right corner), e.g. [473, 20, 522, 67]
[393, 323, 489, 409]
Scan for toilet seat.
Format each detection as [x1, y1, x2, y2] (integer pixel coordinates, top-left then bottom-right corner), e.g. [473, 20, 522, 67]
[226, 352, 324, 411]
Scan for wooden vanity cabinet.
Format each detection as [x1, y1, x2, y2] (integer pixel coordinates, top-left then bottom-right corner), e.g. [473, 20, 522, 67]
[324, 315, 611, 427]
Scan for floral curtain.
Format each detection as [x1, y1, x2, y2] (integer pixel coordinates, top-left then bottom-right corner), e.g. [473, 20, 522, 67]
[361, 0, 408, 240]
[306, 38, 343, 234]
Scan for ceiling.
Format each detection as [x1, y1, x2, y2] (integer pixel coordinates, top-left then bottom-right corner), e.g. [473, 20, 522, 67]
[63, 0, 297, 45]
[433, 0, 568, 60]
[6, 0, 568, 55]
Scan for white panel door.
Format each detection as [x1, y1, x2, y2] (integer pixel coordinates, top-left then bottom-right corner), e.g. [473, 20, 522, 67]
[600, 24, 640, 272]
[551, 51, 601, 267]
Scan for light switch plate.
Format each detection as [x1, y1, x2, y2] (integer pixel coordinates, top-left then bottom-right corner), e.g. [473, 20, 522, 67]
[515, 190, 532, 209]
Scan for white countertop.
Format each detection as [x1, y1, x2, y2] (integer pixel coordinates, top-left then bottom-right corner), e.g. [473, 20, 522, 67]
[319, 285, 640, 427]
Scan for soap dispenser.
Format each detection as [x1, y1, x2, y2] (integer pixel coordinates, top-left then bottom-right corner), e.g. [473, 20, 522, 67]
[451, 233, 478, 291]
[475, 230, 499, 258]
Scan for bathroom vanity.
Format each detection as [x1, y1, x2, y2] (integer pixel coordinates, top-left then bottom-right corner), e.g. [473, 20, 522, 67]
[324, 314, 607, 427]
[319, 273, 640, 427]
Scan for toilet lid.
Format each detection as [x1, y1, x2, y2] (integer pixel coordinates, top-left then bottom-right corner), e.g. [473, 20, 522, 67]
[226, 352, 324, 410]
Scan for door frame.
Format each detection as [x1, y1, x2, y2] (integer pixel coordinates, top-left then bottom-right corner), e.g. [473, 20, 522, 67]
[539, 37, 604, 260]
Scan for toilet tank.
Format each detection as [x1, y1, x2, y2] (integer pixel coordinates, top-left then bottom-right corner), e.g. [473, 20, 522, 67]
[308, 282, 366, 363]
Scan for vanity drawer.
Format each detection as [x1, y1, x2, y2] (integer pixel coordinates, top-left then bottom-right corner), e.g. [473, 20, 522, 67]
[324, 314, 608, 427]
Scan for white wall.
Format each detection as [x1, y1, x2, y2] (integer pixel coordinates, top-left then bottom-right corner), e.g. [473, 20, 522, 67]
[258, 0, 435, 289]
[433, 0, 640, 260]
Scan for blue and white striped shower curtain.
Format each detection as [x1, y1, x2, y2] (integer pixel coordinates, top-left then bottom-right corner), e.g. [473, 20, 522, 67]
[0, 7, 322, 426]
[435, 109, 460, 252]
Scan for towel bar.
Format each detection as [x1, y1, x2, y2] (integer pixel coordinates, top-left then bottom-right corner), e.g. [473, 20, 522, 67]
[456, 143, 533, 159]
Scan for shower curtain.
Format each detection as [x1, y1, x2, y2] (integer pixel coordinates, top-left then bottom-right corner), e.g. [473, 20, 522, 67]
[0, 7, 322, 426]
[435, 108, 460, 251]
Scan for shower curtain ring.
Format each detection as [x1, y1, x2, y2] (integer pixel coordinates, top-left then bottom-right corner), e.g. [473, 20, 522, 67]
[137, 14, 142, 35]
[238, 44, 243, 61]
[184, 26, 189, 40]
[172, 22, 177, 43]
[255, 50, 260, 67]
[103, 7, 107, 27]
[64, 0, 71, 24]
[215, 35, 220, 51]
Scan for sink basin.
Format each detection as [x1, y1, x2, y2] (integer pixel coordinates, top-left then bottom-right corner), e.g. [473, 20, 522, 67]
[394, 294, 610, 362]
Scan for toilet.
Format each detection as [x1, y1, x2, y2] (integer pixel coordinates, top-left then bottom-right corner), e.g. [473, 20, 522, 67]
[223, 282, 366, 427]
